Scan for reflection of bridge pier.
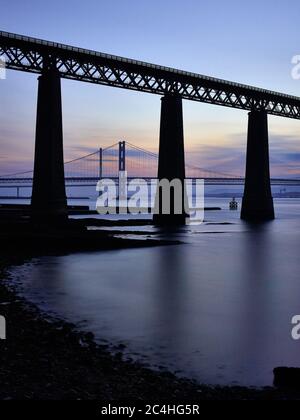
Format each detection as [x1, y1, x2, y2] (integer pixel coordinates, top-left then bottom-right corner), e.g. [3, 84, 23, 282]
[31, 69, 67, 222]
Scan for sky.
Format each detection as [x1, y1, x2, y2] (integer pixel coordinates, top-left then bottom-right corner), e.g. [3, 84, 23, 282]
[0, 0, 300, 176]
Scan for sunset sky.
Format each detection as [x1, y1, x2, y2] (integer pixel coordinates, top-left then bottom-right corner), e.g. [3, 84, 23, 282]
[1, 0, 300, 177]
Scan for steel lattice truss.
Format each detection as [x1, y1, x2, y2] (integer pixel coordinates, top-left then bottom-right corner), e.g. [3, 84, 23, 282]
[1, 31, 300, 119]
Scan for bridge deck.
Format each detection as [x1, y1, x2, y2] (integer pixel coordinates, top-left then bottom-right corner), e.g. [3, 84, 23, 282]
[1, 31, 300, 119]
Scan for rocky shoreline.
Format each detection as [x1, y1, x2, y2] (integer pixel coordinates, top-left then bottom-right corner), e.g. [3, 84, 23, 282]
[0, 224, 300, 400]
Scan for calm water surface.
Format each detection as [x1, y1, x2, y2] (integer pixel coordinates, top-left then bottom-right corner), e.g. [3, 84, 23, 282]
[7, 198, 300, 386]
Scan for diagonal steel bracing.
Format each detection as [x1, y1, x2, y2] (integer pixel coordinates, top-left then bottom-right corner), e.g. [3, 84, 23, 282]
[1, 30, 300, 119]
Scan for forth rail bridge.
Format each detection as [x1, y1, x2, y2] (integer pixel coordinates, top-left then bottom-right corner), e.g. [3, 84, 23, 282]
[1, 30, 300, 223]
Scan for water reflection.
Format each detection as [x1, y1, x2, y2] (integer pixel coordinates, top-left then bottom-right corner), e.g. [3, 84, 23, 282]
[9, 199, 300, 386]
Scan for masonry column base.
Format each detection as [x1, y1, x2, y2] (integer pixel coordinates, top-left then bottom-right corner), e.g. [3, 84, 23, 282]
[241, 195, 274, 220]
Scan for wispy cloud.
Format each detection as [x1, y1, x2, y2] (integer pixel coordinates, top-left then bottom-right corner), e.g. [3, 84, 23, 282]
[184, 131, 300, 177]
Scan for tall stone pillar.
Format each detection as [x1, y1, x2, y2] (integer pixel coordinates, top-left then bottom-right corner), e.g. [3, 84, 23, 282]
[153, 95, 188, 225]
[241, 110, 274, 220]
[31, 69, 67, 223]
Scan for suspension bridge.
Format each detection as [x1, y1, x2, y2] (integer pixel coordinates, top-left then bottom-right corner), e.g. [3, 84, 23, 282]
[0, 141, 299, 190]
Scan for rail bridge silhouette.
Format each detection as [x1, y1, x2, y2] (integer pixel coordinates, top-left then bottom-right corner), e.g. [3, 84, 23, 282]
[1, 30, 300, 223]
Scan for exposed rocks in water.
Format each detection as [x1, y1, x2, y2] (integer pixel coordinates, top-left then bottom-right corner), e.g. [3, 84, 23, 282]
[274, 367, 300, 390]
[0, 218, 181, 255]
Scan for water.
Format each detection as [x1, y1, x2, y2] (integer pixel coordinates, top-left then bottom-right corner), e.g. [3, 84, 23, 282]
[6, 197, 300, 387]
